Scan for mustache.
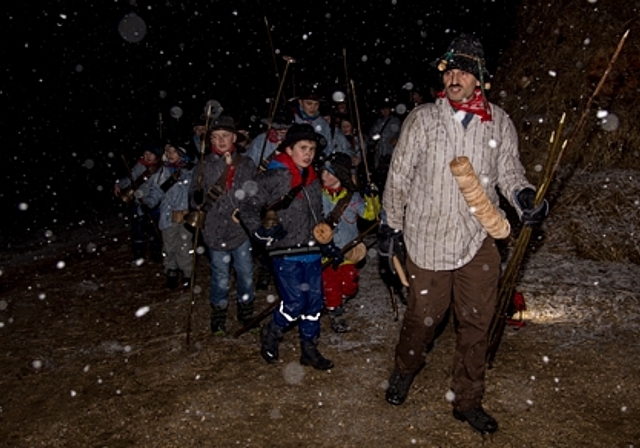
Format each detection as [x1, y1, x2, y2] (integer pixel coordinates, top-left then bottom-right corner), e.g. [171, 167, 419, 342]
[447, 84, 462, 89]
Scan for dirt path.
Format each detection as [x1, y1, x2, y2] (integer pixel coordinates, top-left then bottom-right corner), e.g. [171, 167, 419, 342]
[1, 231, 639, 447]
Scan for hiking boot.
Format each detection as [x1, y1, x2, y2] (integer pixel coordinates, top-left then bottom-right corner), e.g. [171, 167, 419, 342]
[300, 340, 334, 370]
[260, 319, 283, 364]
[237, 301, 255, 326]
[328, 307, 350, 333]
[210, 307, 228, 336]
[165, 269, 179, 290]
[385, 369, 417, 406]
[453, 407, 499, 434]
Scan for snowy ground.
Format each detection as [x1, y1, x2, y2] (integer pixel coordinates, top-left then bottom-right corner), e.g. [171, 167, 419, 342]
[1, 168, 640, 446]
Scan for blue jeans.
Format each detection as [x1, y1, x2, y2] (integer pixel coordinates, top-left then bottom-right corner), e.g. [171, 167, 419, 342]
[209, 240, 254, 310]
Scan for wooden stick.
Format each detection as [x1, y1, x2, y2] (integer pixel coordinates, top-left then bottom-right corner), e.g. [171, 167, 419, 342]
[350, 79, 372, 184]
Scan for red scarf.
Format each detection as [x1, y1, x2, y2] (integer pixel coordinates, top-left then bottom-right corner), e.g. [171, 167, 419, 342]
[273, 152, 317, 189]
[322, 185, 345, 197]
[267, 129, 284, 144]
[211, 147, 237, 191]
[438, 88, 492, 122]
[138, 156, 159, 168]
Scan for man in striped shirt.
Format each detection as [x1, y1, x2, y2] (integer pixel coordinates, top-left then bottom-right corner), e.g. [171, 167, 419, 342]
[381, 34, 548, 434]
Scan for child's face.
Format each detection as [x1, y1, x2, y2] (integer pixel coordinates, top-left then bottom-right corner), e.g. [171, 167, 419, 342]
[285, 140, 316, 169]
[165, 145, 181, 164]
[143, 150, 158, 164]
[321, 169, 341, 189]
[210, 130, 237, 153]
[300, 99, 320, 116]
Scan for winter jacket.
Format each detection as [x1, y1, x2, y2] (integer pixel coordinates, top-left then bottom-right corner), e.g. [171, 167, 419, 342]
[239, 160, 323, 252]
[368, 114, 402, 159]
[383, 98, 533, 271]
[245, 133, 279, 167]
[191, 151, 256, 251]
[324, 126, 357, 159]
[144, 161, 195, 231]
[117, 161, 159, 216]
[322, 188, 378, 249]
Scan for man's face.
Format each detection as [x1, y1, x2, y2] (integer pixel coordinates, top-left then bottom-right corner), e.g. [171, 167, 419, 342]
[210, 130, 237, 153]
[300, 99, 320, 116]
[285, 140, 316, 169]
[442, 69, 479, 103]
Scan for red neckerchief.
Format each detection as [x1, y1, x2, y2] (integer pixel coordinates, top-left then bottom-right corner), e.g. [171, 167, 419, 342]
[438, 88, 492, 122]
[267, 129, 284, 144]
[211, 146, 237, 191]
[273, 152, 317, 189]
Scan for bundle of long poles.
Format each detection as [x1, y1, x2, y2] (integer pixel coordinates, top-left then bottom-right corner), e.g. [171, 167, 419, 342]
[486, 29, 630, 366]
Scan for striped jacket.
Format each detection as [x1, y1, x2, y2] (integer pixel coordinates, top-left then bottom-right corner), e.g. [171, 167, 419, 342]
[382, 98, 533, 271]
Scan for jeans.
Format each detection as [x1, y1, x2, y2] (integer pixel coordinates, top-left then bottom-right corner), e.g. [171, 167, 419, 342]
[209, 240, 254, 310]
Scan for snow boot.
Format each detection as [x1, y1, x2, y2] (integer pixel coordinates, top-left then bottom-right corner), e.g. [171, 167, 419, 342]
[300, 340, 334, 370]
[453, 407, 498, 434]
[165, 269, 179, 290]
[385, 369, 418, 406]
[260, 319, 283, 364]
[210, 307, 228, 336]
[328, 306, 350, 333]
[237, 301, 255, 327]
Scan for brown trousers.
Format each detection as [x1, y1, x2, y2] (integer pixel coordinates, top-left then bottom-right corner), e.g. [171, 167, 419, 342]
[394, 237, 500, 411]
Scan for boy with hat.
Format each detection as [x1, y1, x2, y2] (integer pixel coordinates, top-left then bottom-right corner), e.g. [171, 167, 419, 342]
[114, 142, 163, 263]
[190, 115, 257, 334]
[320, 152, 380, 333]
[381, 33, 549, 434]
[239, 123, 336, 370]
[245, 106, 293, 170]
[143, 140, 196, 289]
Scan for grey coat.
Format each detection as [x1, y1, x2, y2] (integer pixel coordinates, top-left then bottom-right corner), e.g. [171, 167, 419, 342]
[239, 164, 323, 251]
[191, 151, 257, 251]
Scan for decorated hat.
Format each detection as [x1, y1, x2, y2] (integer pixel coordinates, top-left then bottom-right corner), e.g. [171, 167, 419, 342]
[432, 34, 491, 82]
[322, 152, 356, 191]
[276, 123, 327, 153]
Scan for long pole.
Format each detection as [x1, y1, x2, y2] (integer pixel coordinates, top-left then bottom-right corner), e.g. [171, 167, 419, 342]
[257, 56, 296, 170]
[350, 79, 372, 184]
[486, 29, 630, 366]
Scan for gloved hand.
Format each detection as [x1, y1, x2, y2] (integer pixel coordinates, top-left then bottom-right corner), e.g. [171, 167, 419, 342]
[320, 240, 344, 269]
[516, 188, 549, 226]
[378, 224, 405, 276]
[193, 189, 205, 206]
[363, 182, 379, 197]
[254, 224, 288, 246]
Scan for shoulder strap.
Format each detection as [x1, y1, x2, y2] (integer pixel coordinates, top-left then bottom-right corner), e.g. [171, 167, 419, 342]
[202, 153, 242, 211]
[324, 191, 354, 228]
[267, 168, 309, 212]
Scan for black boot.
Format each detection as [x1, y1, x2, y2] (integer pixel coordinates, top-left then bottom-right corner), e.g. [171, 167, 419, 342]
[260, 319, 283, 364]
[210, 307, 228, 336]
[165, 269, 179, 290]
[300, 339, 334, 370]
[453, 407, 499, 434]
[328, 306, 350, 333]
[237, 301, 255, 326]
[385, 369, 418, 406]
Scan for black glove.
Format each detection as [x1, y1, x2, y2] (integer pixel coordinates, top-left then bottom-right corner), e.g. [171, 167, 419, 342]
[516, 188, 549, 226]
[378, 224, 405, 275]
[254, 224, 288, 246]
[363, 182, 379, 197]
[193, 189, 204, 206]
[320, 240, 344, 269]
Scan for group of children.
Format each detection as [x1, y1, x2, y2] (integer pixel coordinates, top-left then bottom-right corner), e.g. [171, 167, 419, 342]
[115, 97, 382, 370]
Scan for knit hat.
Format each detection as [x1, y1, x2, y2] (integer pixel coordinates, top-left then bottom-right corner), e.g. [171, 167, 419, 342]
[322, 152, 356, 191]
[276, 123, 327, 153]
[432, 34, 491, 82]
[261, 104, 294, 130]
[209, 115, 246, 143]
[141, 142, 162, 159]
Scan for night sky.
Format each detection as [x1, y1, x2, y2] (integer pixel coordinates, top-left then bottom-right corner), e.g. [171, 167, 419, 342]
[3, 0, 519, 248]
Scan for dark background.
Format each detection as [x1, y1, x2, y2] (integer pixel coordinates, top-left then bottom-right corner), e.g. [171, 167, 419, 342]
[2, 0, 520, 249]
